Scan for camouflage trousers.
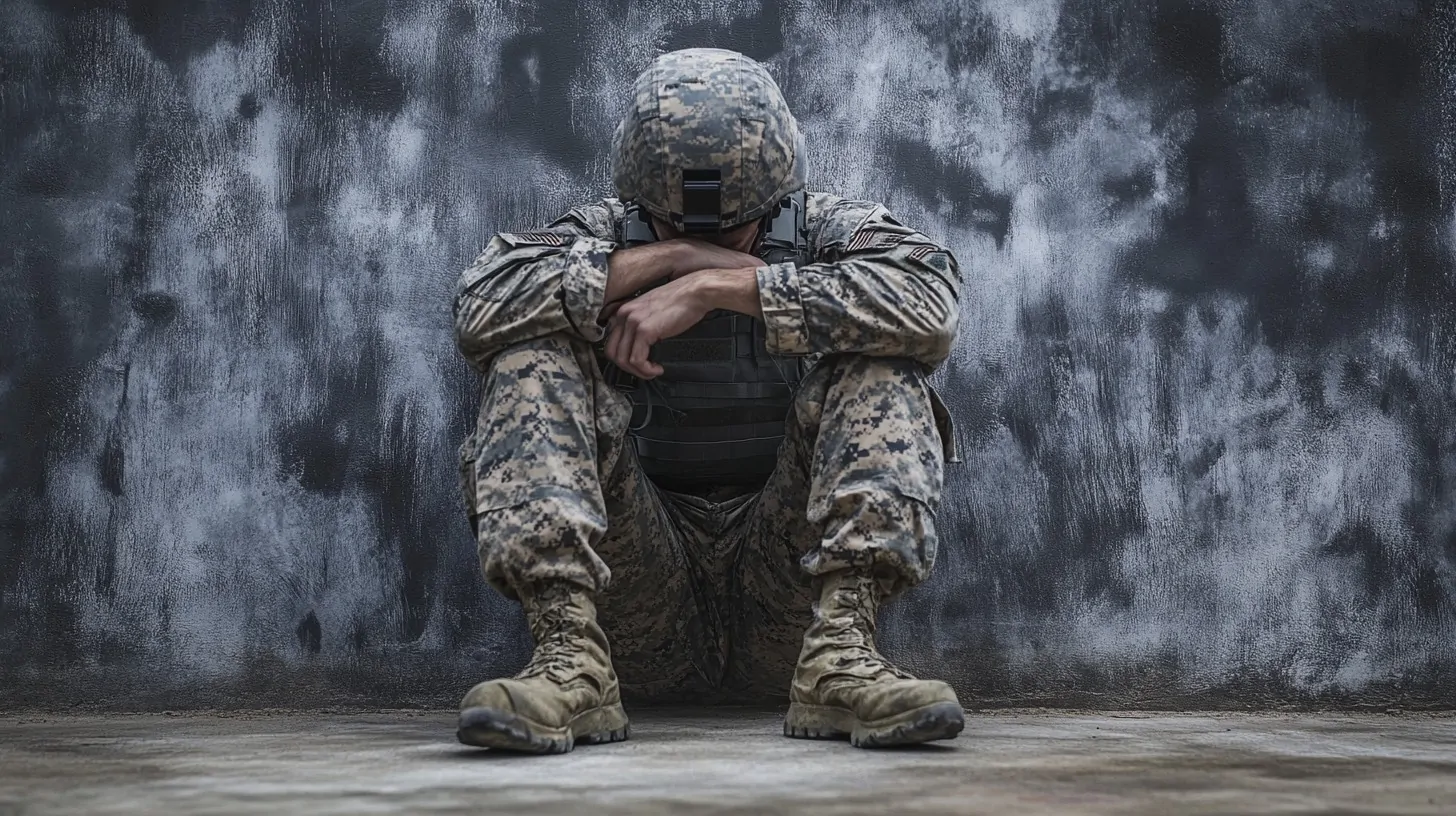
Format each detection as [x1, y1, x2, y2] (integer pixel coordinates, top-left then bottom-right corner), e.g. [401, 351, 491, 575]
[460, 333, 947, 700]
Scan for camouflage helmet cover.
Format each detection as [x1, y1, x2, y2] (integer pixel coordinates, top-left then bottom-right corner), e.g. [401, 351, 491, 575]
[612, 48, 806, 230]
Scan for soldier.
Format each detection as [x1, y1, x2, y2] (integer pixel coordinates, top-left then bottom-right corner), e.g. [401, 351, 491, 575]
[453, 47, 963, 752]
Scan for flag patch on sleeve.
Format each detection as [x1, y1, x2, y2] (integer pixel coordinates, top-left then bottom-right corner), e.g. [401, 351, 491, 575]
[501, 231, 569, 247]
[845, 229, 907, 252]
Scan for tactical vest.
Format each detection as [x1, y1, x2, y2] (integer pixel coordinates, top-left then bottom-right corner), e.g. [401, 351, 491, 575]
[610, 192, 810, 486]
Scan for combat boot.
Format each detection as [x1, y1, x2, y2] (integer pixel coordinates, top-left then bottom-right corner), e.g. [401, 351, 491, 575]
[457, 580, 629, 753]
[785, 568, 964, 747]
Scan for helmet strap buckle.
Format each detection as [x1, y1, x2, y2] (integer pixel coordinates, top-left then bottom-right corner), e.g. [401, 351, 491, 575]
[679, 169, 723, 235]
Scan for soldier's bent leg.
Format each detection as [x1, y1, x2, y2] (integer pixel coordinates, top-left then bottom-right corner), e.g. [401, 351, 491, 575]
[456, 333, 702, 750]
[461, 334, 618, 597]
[593, 445, 727, 700]
[732, 353, 963, 745]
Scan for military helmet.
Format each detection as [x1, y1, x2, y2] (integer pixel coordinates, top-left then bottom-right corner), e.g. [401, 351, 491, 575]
[612, 48, 806, 233]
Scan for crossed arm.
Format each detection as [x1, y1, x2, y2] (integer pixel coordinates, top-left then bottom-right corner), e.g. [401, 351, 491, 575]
[599, 240, 763, 379]
[452, 197, 960, 378]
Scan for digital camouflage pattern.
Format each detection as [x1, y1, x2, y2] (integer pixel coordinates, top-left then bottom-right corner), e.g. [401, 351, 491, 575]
[459, 330, 947, 697]
[612, 48, 806, 229]
[453, 193, 961, 697]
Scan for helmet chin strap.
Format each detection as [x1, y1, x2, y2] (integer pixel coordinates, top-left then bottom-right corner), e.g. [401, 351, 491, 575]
[750, 218, 770, 255]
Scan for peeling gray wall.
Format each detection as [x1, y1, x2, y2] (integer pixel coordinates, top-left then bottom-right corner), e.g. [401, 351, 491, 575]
[2, 0, 1454, 710]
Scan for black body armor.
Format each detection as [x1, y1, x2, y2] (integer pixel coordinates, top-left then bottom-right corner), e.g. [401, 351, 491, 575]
[611, 191, 810, 487]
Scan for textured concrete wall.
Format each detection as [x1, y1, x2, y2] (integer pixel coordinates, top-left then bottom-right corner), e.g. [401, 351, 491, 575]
[2, 0, 1453, 709]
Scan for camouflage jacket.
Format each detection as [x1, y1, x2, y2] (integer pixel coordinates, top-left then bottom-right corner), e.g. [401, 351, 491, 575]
[452, 192, 961, 376]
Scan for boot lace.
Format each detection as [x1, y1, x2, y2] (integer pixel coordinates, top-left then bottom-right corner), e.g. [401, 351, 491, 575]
[519, 589, 583, 684]
[823, 583, 914, 682]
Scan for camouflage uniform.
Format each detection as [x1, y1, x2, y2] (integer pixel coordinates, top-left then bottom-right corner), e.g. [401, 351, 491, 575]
[454, 193, 960, 699]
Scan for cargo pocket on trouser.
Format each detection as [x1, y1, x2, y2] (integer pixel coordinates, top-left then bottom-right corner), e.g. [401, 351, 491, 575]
[800, 491, 938, 597]
[472, 485, 613, 601]
[458, 430, 484, 538]
[926, 382, 959, 464]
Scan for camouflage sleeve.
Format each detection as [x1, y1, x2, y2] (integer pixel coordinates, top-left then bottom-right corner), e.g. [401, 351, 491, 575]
[452, 203, 618, 372]
[756, 198, 961, 369]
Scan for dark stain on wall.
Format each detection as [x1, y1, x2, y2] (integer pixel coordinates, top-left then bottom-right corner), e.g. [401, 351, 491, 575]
[1, 0, 1453, 710]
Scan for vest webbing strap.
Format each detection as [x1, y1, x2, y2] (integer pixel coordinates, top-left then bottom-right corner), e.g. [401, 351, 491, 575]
[629, 381, 794, 400]
[630, 420, 788, 444]
[632, 435, 786, 463]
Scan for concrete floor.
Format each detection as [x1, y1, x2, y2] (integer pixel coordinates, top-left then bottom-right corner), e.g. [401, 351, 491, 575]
[0, 709, 1452, 815]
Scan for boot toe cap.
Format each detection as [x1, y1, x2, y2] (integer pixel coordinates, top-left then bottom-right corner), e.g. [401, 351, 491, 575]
[460, 678, 607, 729]
[857, 679, 961, 721]
[459, 679, 514, 712]
[460, 679, 555, 724]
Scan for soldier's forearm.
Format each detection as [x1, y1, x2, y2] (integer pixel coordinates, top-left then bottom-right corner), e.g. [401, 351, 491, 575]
[604, 242, 681, 306]
[687, 266, 763, 320]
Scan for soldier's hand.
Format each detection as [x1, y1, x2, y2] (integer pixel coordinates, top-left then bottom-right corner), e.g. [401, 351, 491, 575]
[605, 274, 716, 379]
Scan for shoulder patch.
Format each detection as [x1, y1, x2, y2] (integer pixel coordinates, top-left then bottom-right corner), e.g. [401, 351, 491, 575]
[500, 231, 569, 247]
[552, 199, 622, 239]
[908, 245, 938, 262]
[812, 198, 897, 253]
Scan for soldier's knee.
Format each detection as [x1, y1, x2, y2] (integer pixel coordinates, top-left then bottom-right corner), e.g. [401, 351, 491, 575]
[489, 332, 595, 371]
[794, 353, 934, 422]
[833, 352, 925, 382]
[482, 333, 607, 400]
[791, 354, 946, 491]
[799, 352, 925, 391]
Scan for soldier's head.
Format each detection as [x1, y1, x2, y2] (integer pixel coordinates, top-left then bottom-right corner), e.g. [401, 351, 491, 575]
[612, 48, 805, 253]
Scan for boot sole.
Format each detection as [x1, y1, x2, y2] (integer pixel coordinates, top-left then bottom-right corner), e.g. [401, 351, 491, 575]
[457, 703, 630, 754]
[784, 701, 964, 748]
